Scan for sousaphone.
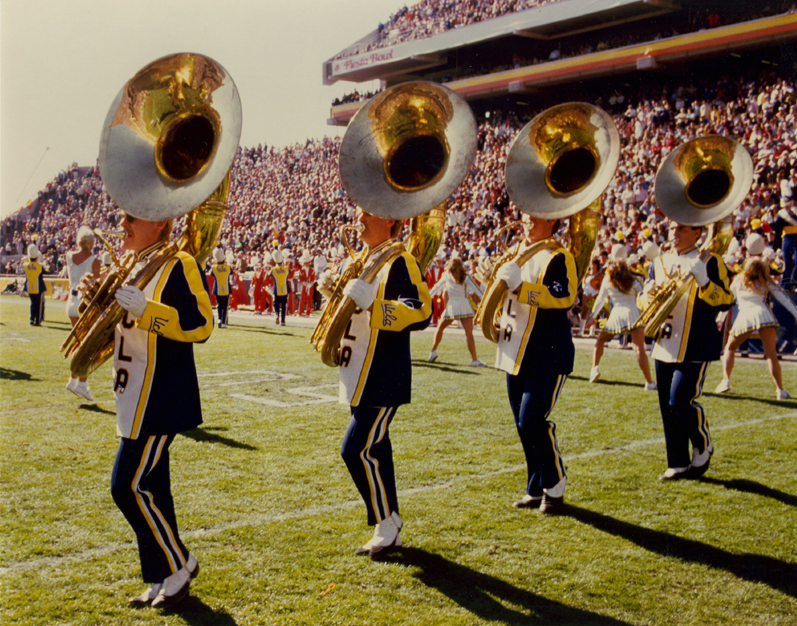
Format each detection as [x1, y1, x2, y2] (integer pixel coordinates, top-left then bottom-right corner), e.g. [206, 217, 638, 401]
[61, 52, 242, 377]
[311, 81, 477, 367]
[637, 135, 753, 336]
[475, 102, 620, 342]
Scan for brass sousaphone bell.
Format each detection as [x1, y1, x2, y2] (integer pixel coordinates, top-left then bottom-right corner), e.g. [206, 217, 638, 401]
[637, 134, 753, 336]
[475, 102, 620, 342]
[311, 81, 477, 366]
[61, 52, 242, 377]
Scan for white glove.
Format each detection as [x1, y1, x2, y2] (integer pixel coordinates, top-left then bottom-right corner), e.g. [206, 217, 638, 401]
[495, 262, 522, 292]
[679, 258, 709, 287]
[343, 278, 377, 310]
[115, 285, 148, 318]
[317, 270, 335, 299]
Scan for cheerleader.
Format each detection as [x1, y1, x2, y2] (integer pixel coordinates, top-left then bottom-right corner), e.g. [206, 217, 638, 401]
[427, 256, 485, 367]
[585, 245, 656, 390]
[715, 235, 797, 400]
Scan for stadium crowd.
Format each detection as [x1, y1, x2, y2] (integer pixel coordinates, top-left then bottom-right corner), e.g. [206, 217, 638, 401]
[332, 0, 795, 60]
[2, 66, 795, 313]
[331, 2, 796, 107]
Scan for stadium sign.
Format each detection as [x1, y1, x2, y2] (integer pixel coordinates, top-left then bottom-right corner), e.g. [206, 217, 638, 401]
[332, 49, 395, 76]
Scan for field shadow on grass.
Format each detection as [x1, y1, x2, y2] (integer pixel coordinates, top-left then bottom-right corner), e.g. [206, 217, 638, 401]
[567, 376, 644, 389]
[42, 321, 71, 331]
[381, 547, 632, 625]
[161, 595, 238, 624]
[707, 393, 797, 408]
[181, 427, 257, 450]
[566, 505, 797, 598]
[80, 403, 114, 415]
[0, 367, 39, 381]
[225, 324, 295, 337]
[698, 476, 797, 507]
[412, 361, 482, 375]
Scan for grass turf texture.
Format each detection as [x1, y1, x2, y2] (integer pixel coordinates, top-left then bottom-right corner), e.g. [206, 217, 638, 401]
[1, 294, 795, 626]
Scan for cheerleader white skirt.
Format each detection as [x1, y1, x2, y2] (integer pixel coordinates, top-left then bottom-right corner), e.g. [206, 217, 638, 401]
[730, 303, 778, 337]
[602, 304, 643, 334]
[443, 295, 475, 320]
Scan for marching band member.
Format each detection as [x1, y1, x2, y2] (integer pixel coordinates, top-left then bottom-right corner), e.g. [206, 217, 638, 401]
[23, 244, 47, 326]
[585, 244, 656, 390]
[715, 234, 797, 399]
[210, 248, 232, 328]
[492, 215, 576, 514]
[65, 226, 101, 401]
[297, 250, 316, 316]
[330, 208, 431, 558]
[111, 212, 212, 608]
[270, 249, 291, 326]
[252, 253, 273, 315]
[644, 220, 733, 480]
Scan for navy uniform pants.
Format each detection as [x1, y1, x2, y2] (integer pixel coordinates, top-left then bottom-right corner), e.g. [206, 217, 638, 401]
[111, 435, 190, 583]
[216, 294, 229, 325]
[29, 293, 44, 325]
[506, 371, 568, 496]
[274, 294, 288, 324]
[341, 406, 399, 526]
[655, 360, 712, 469]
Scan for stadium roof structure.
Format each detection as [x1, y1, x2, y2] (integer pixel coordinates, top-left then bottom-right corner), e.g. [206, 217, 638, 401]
[323, 0, 674, 85]
[324, 0, 797, 127]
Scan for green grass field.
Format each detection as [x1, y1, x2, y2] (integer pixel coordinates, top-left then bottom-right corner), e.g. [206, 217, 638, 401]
[1, 294, 795, 626]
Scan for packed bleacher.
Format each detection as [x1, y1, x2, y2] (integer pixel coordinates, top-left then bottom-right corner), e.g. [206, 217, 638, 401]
[332, 0, 795, 62]
[2, 65, 795, 303]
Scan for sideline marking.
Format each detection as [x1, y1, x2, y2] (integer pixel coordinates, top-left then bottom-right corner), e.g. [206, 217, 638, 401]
[2, 411, 794, 576]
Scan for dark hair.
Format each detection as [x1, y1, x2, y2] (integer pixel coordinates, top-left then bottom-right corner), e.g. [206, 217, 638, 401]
[606, 260, 634, 294]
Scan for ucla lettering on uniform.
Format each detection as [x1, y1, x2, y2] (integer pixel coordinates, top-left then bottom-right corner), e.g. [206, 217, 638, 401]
[117, 336, 133, 363]
[150, 316, 168, 335]
[381, 303, 398, 326]
[339, 345, 352, 367]
[661, 323, 673, 340]
[526, 288, 539, 306]
[343, 319, 357, 341]
[121, 313, 136, 329]
[114, 368, 129, 393]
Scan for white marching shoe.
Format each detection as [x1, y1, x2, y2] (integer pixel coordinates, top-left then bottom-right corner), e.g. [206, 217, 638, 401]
[589, 366, 600, 383]
[428, 350, 438, 363]
[69, 380, 95, 403]
[471, 359, 486, 367]
[644, 381, 657, 391]
[151, 566, 191, 610]
[355, 512, 403, 559]
[776, 389, 791, 400]
[128, 583, 162, 606]
[714, 379, 731, 394]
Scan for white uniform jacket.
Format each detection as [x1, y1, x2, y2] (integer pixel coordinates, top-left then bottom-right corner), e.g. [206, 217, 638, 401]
[114, 242, 213, 439]
[339, 250, 431, 407]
